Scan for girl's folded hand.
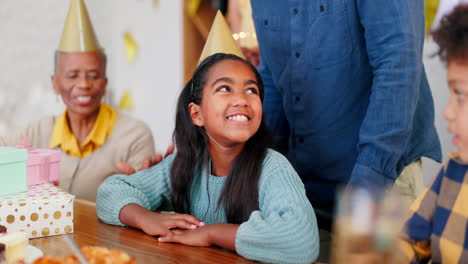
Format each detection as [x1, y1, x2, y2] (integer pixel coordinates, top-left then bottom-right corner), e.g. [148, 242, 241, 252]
[139, 211, 205, 237]
[158, 226, 211, 247]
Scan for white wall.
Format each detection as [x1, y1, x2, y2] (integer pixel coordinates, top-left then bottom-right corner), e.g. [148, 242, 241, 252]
[0, 0, 182, 153]
[107, 0, 183, 152]
[0, 0, 69, 132]
[422, 38, 456, 184]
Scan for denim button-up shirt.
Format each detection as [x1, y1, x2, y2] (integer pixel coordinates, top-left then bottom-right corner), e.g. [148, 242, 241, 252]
[251, 0, 441, 202]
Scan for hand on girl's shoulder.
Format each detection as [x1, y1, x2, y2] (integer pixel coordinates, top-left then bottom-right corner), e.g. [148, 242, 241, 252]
[116, 144, 175, 175]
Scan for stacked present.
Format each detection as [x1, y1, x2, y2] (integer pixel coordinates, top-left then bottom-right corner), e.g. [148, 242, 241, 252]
[26, 148, 61, 187]
[0, 142, 74, 239]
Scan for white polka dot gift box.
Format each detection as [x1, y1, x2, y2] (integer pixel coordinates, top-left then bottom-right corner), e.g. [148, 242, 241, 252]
[0, 183, 74, 238]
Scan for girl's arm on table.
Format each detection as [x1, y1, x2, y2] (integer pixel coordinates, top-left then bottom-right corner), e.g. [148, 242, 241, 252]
[97, 155, 175, 226]
[120, 203, 205, 237]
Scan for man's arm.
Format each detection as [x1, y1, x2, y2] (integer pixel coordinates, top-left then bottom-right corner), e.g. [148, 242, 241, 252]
[348, 0, 427, 188]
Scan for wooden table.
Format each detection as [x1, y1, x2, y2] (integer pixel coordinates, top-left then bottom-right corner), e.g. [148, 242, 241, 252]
[30, 199, 257, 263]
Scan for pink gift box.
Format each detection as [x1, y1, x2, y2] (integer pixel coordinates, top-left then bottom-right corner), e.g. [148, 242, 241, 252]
[26, 148, 61, 186]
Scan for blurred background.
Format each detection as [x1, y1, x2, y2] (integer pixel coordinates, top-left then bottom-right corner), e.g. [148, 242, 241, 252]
[0, 0, 457, 184]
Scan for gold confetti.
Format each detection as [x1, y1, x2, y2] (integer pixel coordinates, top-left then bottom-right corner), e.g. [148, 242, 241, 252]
[425, 0, 440, 35]
[123, 32, 138, 63]
[187, 0, 201, 17]
[153, 0, 159, 8]
[118, 90, 135, 111]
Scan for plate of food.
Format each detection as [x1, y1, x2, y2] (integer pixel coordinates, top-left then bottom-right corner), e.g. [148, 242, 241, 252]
[32, 246, 136, 264]
[0, 225, 43, 264]
[26, 245, 44, 263]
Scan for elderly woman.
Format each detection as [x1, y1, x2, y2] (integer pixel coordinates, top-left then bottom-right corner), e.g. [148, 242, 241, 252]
[0, 0, 156, 201]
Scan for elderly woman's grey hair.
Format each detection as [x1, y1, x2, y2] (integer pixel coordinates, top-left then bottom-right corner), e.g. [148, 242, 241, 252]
[53, 50, 107, 75]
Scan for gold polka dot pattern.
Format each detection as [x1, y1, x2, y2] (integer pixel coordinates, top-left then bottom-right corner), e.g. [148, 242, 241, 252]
[6, 215, 15, 224]
[31, 213, 39, 222]
[0, 183, 74, 238]
[54, 211, 62, 220]
[42, 228, 50, 236]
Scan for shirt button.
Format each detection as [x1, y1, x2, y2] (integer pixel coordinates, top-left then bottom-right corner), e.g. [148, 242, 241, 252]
[298, 137, 304, 144]
[264, 19, 269, 26]
[295, 96, 301, 102]
[293, 8, 298, 14]
[295, 52, 301, 58]
[320, 5, 325, 12]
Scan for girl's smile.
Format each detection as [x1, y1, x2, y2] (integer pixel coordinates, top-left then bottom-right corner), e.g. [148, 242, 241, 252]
[227, 113, 250, 122]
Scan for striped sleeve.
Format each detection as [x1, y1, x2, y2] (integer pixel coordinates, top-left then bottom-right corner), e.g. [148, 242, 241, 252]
[96, 154, 174, 226]
[235, 150, 319, 264]
[397, 165, 446, 263]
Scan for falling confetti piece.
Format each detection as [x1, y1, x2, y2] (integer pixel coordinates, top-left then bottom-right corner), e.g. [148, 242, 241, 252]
[425, 0, 440, 35]
[118, 90, 135, 111]
[153, 0, 159, 8]
[123, 32, 138, 63]
[187, 0, 202, 17]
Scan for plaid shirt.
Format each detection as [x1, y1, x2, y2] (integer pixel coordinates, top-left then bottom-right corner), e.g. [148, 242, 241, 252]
[398, 156, 468, 264]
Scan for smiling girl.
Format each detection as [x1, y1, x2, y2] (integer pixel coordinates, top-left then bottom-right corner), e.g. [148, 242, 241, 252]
[96, 53, 319, 263]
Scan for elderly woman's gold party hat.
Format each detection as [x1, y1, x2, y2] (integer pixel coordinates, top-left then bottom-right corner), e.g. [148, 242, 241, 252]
[58, 0, 100, 52]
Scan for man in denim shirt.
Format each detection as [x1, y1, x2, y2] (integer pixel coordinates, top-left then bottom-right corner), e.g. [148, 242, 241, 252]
[250, 0, 442, 259]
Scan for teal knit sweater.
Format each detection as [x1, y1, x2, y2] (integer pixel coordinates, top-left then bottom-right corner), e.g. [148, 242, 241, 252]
[96, 149, 319, 263]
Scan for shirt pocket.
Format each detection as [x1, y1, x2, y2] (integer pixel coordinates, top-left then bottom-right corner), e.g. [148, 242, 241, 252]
[306, 0, 353, 68]
[252, 14, 289, 75]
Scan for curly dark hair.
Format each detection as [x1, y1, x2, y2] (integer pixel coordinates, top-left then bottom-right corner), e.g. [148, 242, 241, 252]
[432, 4, 468, 63]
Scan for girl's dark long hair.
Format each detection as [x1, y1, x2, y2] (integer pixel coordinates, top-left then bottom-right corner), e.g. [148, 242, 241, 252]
[170, 53, 273, 224]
